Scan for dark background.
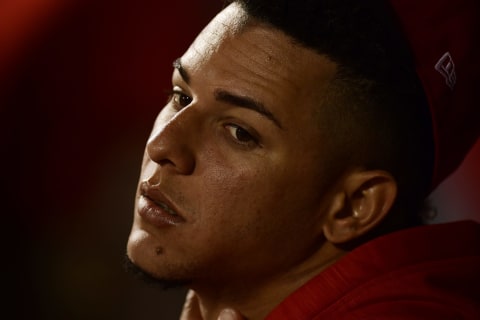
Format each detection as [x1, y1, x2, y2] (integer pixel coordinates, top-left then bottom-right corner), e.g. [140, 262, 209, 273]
[1, 1, 478, 319]
[1, 1, 221, 319]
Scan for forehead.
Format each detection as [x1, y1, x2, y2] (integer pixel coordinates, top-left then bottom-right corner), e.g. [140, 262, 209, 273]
[180, 3, 337, 128]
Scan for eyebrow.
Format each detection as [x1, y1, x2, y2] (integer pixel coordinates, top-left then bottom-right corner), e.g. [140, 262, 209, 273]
[214, 90, 284, 129]
[173, 58, 190, 84]
[173, 58, 283, 130]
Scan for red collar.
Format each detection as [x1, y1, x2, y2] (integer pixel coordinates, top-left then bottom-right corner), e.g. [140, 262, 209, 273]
[265, 220, 480, 319]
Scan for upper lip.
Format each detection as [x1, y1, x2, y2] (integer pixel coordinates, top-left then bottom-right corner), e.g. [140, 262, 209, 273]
[139, 181, 183, 219]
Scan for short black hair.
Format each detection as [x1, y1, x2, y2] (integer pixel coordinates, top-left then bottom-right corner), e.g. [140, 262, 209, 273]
[226, 0, 435, 233]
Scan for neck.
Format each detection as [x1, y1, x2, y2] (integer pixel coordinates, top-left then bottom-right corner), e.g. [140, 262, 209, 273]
[192, 242, 346, 320]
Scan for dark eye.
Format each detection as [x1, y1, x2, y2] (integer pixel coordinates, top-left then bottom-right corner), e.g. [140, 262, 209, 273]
[169, 89, 192, 109]
[225, 124, 258, 146]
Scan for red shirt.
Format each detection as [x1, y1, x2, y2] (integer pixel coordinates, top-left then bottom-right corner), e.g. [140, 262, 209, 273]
[266, 220, 480, 319]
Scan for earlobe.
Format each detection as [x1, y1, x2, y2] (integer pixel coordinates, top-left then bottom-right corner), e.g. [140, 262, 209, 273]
[322, 170, 397, 244]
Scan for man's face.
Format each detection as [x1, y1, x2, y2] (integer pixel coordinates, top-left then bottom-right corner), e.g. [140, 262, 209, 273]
[127, 3, 337, 289]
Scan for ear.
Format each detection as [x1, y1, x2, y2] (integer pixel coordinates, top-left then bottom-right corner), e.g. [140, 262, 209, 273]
[322, 170, 397, 244]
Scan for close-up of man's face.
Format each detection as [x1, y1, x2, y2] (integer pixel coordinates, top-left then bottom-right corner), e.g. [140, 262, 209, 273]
[127, 3, 342, 291]
[2, 0, 479, 318]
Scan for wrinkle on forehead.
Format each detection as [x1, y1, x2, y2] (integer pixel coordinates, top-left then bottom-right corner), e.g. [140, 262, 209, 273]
[181, 2, 337, 129]
[226, 27, 307, 92]
[185, 2, 249, 68]
[185, 1, 336, 80]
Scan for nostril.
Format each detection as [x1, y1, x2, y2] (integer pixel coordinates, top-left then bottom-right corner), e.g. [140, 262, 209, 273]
[158, 158, 175, 167]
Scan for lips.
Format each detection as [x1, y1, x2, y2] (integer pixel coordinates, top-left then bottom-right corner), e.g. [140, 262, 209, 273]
[137, 182, 185, 227]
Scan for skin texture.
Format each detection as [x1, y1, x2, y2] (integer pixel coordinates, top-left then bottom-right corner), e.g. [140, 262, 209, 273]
[127, 3, 397, 319]
[180, 290, 245, 320]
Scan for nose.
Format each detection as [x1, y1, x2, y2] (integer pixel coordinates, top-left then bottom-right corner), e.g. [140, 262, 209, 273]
[146, 107, 197, 175]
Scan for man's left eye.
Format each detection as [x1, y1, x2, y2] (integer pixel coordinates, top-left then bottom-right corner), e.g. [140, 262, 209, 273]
[225, 124, 258, 146]
[168, 90, 192, 109]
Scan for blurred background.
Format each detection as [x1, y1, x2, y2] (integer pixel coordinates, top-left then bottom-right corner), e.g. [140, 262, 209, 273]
[1, 0, 478, 319]
[1, 0, 221, 319]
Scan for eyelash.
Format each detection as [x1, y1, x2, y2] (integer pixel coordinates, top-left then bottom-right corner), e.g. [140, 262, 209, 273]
[165, 88, 261, 149]
[224, 123, 259, 148]
[166, 89, 192, 110]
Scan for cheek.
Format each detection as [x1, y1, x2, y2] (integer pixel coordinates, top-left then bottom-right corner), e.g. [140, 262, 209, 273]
[194, 151, 323, 227]
[189, 163, 271, 228]
[189, 163, 319, 251]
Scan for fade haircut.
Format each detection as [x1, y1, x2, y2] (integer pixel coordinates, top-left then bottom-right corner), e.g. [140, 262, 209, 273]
[226, 0, 435, 234]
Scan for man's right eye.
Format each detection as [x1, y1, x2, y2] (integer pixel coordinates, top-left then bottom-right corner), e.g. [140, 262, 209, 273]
[168, 89, 192, 109]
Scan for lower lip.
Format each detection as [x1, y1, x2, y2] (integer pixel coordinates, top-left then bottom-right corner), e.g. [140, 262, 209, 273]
[137, 196, 185, 227]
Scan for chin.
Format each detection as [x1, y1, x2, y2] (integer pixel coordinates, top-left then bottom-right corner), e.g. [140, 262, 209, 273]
[123, 254, 191, 290]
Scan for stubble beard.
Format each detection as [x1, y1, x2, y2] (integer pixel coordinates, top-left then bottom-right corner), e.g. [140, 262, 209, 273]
[123, 254, 192, 290]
